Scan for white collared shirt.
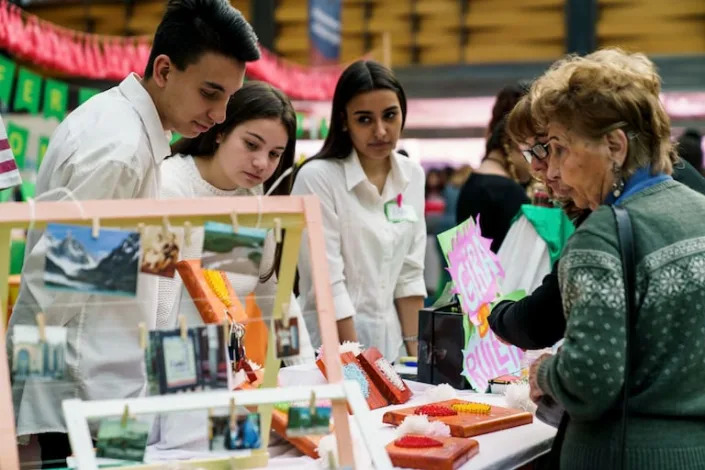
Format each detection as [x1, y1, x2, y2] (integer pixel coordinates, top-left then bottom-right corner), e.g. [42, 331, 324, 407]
[9, 74, 171, 437]
[292, 150, 427, 362]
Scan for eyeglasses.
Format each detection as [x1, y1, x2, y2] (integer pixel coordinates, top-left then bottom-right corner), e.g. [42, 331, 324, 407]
[521, 141, 551, 163]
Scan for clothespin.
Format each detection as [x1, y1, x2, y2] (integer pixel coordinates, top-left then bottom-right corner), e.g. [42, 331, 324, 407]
[396, 193, 403, 208]
[273, 218, 282, 244]
[35, 313, 46, 342]
[183, 221, 192, 247]
[207, 408, 214, 441]
[138, 322, 147, 350]
[136, 223, 145, 239]
[162, 216, 170, 237]
[222, 317, 230, 348]
[179, 315, 187, 341]
[91, 217, 100, 239]
[229, 397, 237, 429]
[281, 302, 290, 329]
[309, 390, 317, 417]
[230, 211, 239, 233]
[120, 404, 130, 428]
[327, 449, 337, 470]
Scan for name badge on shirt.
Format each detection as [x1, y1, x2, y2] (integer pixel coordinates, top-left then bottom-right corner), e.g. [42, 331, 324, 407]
[384, 200, 417, 223]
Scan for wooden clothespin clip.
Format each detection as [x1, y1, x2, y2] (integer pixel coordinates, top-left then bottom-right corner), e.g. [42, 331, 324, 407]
[230, 211, 239, 233]
[35, 312, 46, 342]
[273, 218, 282, 243]
[327, 449, 337, 470]
[179, 315, 187, 341]
[229, 397, 237, 429]
[222, 317, 230, 347]
[309, 390, 317, 417]
[207, 408, 214, 441]
[281, 302, 290, 329]
[138, 322, 147, 350]
[121, 404, 130, 428]
[183, 221, 192, 247]
[91, 217, 100, 239]
[162, 216, 170, 237]
[136, 223, 145, 239]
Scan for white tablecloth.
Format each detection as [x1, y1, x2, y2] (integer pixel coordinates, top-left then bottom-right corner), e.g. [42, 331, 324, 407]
[144, 365, 556, 469]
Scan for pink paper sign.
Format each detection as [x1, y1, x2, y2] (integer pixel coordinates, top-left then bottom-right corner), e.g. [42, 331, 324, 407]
[462, 329, 524, 392]
[447, 218, 504, 325]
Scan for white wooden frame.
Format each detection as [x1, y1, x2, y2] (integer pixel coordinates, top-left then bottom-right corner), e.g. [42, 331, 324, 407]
[63, 382, 393, 470]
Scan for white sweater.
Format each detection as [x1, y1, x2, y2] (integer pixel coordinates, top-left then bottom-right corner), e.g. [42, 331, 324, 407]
[148, 155, 314, 452]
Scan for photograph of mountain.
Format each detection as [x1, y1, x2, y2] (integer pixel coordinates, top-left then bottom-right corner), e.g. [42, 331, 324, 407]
[43, 223, 141, 297]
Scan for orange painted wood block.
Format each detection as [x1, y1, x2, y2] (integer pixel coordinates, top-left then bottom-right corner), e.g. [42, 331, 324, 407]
[317, 352, 389, 410]
[382, 399, 533, 438]
[357, 347, 412, 404]
[175, 259, 268, 365]
[270, 408, 325, 458]
[386, 435, 479, 470]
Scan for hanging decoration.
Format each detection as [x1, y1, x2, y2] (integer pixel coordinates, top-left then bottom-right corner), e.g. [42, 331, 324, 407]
[0, 0, 344, 100]
[13, 67, 41, 114]
[42, 79, 68, 120]
[0, 54, 16, 104]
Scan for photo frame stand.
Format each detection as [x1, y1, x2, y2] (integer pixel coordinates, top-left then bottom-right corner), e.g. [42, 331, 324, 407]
[0, 195, 385, 469]
[62, 382, 390, 469]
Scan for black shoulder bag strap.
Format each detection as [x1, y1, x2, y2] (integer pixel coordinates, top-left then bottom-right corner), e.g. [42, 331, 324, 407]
[612, 205, 637, 470]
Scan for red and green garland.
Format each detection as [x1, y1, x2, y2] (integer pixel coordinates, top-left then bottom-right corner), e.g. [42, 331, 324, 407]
[0, 0, 341, 100]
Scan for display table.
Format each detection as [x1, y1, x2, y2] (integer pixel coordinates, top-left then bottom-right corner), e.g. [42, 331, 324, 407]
[141, 365, 556, 469]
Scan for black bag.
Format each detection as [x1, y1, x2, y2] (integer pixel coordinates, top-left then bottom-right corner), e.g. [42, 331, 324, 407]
[542, 205, 636, 470]
[417, 301, 473, 390]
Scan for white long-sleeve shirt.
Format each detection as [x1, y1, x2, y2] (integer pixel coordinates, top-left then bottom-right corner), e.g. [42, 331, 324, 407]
[9, 74, 171, 438]
[291, 150, 427, 362]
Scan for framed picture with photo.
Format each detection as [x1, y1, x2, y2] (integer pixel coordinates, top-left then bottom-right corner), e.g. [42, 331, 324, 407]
[43, 223, 140, 297]
[286, 406, 331, 437]
[11, 325, 67, 382]
[95, 418, 150, 462]
[274, 317, 300, 358]
[210, 413, 262, 450]
[201, 221, 266, 276]
[195, 324, 229, 390]
[140, 225, 182, 278]
[154, 329, 201, 394]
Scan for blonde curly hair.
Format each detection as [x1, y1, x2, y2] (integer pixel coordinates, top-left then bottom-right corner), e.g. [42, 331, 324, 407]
[508, 48, 673, 177]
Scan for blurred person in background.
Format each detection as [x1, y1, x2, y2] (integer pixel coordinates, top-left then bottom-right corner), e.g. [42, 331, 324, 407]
[456, 115, 531, 252]
[676, 128, 703, 175]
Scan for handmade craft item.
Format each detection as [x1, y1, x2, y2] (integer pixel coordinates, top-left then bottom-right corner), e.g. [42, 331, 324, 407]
[269, 407, 325, 458]
[383, 399, 533, 438]
[386, 434, 479, 470]
[357, 347, 412, 404]
[175, 259, 268, 365]
[317, 351, 388, 410]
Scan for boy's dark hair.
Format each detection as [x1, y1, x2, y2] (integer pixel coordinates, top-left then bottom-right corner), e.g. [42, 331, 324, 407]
[144, 0, 260, 78]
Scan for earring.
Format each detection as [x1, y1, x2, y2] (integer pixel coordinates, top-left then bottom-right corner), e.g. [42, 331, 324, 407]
[611, 163, 625, 198]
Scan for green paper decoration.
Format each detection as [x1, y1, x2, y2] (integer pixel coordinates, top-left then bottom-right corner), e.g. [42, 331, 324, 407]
[43, 80, 68, 120]
[78, 87, 100, 106]
[296, 113, 304, 139]
[0, 55, 16, 106]
[14, 68, 42, 114]
[6, 122, 29, 170]
[38, 136, 50, 170]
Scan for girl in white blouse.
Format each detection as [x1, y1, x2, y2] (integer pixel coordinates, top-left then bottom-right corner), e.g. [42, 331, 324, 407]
[292, 61, 427, 362]
[150, 82, 313, 452]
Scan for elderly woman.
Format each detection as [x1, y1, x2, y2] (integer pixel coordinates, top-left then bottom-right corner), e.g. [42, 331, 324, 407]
[510, 51, 705, 469]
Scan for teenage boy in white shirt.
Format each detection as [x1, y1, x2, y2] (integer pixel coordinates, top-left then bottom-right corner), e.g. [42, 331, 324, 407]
[8, 0, 259, 466]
